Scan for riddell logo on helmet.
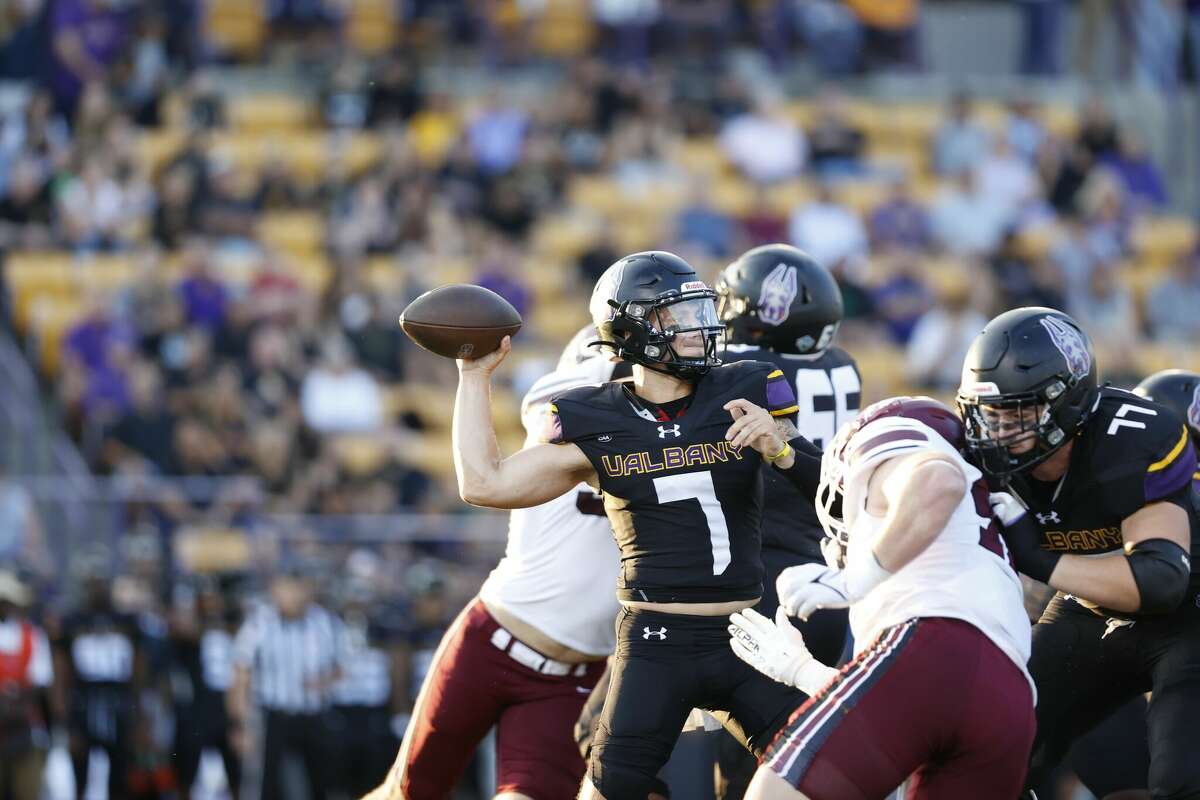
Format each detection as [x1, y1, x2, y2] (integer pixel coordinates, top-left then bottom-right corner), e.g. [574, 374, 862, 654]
[964, 381, 1000, 396]
[1189, 385, 1200, 431]
[681, 281, 708, 292]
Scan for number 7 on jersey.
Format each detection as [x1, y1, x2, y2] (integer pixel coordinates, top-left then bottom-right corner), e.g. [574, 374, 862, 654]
[653, 471, 731, 575]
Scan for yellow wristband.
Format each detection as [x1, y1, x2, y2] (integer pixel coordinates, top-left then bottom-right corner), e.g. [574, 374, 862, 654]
[764, 441, 792, 464]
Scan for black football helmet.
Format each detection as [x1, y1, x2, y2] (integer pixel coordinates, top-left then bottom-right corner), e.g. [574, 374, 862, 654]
[957, 307, 1099, 479]
[1134, 369, 1200, 445]
[590, 251, 724, 379]
[715, 244, 843, 355]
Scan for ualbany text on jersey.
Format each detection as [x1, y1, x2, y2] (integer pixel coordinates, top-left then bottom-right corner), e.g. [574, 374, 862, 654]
[601, 443, 745, 478]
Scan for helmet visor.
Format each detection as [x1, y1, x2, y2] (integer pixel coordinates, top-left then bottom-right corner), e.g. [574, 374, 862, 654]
[648, 297, 721, 335]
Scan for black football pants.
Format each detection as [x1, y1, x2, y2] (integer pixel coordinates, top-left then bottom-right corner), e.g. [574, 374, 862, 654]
[587, 607, 807, 800]
[1026, 593, 1200, 800]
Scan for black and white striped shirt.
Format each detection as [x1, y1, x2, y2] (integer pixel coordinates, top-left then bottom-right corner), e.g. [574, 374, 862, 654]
[233, 604, 343, 714]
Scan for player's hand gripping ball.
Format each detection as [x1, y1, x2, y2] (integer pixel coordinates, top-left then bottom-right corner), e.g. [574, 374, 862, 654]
[399, 284, 522, 360]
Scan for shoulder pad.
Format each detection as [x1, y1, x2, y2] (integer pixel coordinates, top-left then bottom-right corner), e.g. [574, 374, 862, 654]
[1089, 388, 1196, 511]
[548, 384, 619, 442]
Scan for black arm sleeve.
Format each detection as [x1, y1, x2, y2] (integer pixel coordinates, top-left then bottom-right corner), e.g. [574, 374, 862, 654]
[772, 436, 822, 498]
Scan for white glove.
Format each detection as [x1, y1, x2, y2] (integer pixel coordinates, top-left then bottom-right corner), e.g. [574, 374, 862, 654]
[777, 552, 891, 620]
[988, 491, 1027, 526]
[729, 607, 838, 694]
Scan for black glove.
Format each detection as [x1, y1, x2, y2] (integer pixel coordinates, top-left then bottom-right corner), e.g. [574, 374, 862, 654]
[989, 492, 1062, 584]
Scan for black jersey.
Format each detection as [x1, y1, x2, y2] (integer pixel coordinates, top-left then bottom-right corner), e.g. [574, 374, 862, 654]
[722, 343, 861, 557]
[548, 360, 799, 603]
[58, 610, 140, 688]
[1008, 387, 1200, 606]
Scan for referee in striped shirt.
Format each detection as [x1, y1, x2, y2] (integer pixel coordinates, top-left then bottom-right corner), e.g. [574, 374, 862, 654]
[228, 565, 344, 800]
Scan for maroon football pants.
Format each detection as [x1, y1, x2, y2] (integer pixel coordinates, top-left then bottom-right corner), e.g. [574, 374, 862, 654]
[389, 599, 606, 800]
[763, 617, 1035, 800]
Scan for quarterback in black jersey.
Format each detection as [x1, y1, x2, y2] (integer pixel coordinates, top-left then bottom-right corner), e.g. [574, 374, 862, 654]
[453, 251, 818, 800]
[958, 308, 1200, 799]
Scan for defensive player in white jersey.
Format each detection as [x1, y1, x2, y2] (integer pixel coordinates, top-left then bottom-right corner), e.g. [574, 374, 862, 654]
[368, 327, 629, 800]
[728, 397, 1035, 800]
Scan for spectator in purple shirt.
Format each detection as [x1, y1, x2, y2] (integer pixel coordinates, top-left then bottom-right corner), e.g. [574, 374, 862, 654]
[49, 0, 135, 117]
[473, 236, 531, 319]
[64, 295, 135, 373]
[868, 175, 932, 252]
[1100, 131, 1167, 211]
[176, 238, 228, 331]
[467, 93, 529, 177]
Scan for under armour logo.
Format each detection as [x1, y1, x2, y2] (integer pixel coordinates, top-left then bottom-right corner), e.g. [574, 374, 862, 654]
[657, 425, 681, 439]
[598, 434, 612, 442]
[642, 626, 667, 640]
[1036, 511, 1061, 525]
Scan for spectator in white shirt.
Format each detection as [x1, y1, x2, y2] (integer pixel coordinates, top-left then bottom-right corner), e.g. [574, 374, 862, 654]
[1146, 252, 1200, 343]
[974, 137, 1039, 217]
[720, 95, 807, 183]
[300, 339, 385, 434]
[788, 180, 869, 281]
[931, 92, 991, 177]
[905, 279, 989, 391]
[930, 170, 1010, 257]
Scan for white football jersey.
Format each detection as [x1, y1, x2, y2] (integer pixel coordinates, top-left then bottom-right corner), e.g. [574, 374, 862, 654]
[478, 353, 622, 656]
[832, 416, 1034, 693]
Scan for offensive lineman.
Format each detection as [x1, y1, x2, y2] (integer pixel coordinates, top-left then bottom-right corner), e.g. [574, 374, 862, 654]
[715, 243, 860, 659]
[452, 251, 820, 800]
[712, 244, 860, 797]
[728, 397, 1035, 799]
[367, 327, 629, 800]
[958, 308, 1200, 799]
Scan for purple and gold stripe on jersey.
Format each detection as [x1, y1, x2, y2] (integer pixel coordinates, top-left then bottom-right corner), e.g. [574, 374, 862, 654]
[1145, 426, 1197, 502]
[539, 405, 565, 445]
[766, 369, 800, 417]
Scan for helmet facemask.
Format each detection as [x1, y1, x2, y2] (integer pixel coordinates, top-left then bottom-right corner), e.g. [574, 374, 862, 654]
[603, 289, 725, 379]
[957, 379, 1073, 479]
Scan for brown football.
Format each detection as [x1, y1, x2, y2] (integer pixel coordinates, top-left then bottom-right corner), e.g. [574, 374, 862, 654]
[399, 284, 522, 359]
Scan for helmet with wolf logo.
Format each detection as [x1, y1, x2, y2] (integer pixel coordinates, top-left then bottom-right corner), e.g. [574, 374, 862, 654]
[715, 244, 843, 355]
[957, 307, 1099, 479]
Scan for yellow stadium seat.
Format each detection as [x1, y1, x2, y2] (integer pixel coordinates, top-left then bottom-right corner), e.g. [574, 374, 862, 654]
[205, 0, 265, 59]
[569, 176, 626, 217]
[347, 0, 398, 54]
[6, 252, 77, 330]
[174, 526, 252, 573]
[228, 94, 314, 133]
[530, 303, 591, 348]
[363, 257, 407, 294]
[78, 255, 137, 294]
[671, 139, 729, 176]
[136, 131, 185, 175]
[530, 215, 600, 262]
[258, 211, 326, 255]
[709, 176, 756, 217]
[284, 253, 333, 293]
[532, 0, 593, 56]
[836, 181, 889, 217]
[765, 179, 813, 215]
[852, 343, 909, 402]
[29, 295, 87, 376]
[1130, 216, 1196, 267]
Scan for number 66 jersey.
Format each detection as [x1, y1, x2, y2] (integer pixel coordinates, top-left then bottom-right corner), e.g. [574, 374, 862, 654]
[545, 360, 799, 604]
